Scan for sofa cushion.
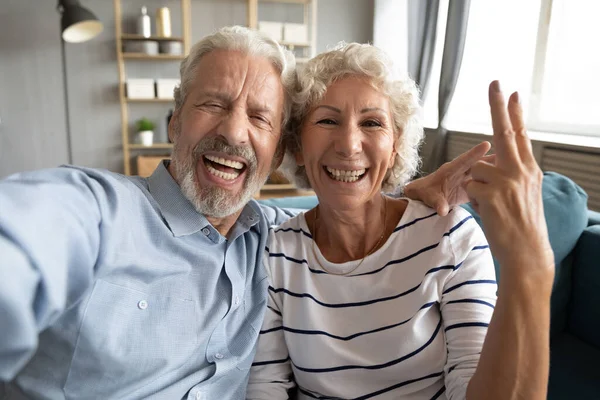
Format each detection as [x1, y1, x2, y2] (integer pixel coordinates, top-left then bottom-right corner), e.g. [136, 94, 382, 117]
[589, 210, 600, 226]
[548, 332, 600, 400]
[258, 195, 318, 210]
[568, 225, 600, 348]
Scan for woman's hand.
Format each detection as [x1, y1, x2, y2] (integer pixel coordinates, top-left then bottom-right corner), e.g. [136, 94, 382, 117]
[404, 142, 492, 216]
[465, 80, 555, 400]
[466, 81, 554, 277]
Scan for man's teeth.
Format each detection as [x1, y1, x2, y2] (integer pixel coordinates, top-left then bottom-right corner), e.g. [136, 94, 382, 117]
[326, 167, 366, 182]
[206, 164, 240, 180]
[204, 155, 244, 169]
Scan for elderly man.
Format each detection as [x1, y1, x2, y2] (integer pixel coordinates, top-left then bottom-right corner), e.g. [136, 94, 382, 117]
[0, 27, 488, 399]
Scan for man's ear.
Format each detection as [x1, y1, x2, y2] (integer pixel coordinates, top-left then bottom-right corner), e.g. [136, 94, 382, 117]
[271, 143, 286, 172]
[167, 110, 180, 143]
[295, 150, 305, 167]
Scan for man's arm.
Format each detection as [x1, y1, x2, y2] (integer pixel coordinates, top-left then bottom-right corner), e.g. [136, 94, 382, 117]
[404, 142, 493, 215]
[259, 142, 491, 221]
[0, 168, 102, 380]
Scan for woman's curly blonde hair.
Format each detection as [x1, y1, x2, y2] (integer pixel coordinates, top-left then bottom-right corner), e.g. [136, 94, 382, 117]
[280, 42, 424, 193]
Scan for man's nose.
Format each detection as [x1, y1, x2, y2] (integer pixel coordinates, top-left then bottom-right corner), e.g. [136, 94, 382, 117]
[334, 124, 362, 158]
[218, 109, 250, 146]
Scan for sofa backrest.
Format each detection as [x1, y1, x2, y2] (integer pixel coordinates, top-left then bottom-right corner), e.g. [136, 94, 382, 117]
[568, 224, 600, 347]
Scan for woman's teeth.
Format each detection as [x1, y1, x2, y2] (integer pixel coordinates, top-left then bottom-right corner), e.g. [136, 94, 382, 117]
[326, 167, 366, 183]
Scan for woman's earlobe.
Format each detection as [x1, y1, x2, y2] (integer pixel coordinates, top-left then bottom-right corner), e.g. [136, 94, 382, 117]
[389, 147, 397, 166]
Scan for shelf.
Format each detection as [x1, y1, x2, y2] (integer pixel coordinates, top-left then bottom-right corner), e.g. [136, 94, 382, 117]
[122, 34, 184, 42]
[122, 53, 185, 61]
[259, 0, 311, 3]
[126, 98, 174, 103]
[296, 57, 310, 63]
[128, 143, 173, 150]
[280, 41, 311, 47]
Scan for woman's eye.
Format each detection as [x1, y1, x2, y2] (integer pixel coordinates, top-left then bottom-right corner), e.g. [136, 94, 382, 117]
[317, 118, 336, 125]
[362, 119, 382, 127]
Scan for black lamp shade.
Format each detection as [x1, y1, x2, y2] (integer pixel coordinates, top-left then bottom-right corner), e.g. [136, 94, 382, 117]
[59, 1, 103, 43]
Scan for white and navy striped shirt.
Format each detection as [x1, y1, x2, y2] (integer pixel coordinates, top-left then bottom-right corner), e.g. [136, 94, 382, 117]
[247, 200, 497, 400]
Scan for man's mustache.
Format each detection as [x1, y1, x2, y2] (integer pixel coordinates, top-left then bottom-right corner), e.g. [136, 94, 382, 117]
[192, 137, 257, 169]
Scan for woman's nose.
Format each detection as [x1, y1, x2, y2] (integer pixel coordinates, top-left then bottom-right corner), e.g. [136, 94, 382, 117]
[334, 124, 362, 158]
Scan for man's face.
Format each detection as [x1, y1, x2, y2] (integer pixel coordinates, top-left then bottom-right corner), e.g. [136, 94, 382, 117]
[170, 49, 285, 218]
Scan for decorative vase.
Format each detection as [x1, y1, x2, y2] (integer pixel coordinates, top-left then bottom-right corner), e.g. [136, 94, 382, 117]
[139, 130, 154, 146]
[156, 7, 172, 37]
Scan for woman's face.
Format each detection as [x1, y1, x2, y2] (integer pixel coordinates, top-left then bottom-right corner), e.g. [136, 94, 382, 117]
[297, 76, 397, 209]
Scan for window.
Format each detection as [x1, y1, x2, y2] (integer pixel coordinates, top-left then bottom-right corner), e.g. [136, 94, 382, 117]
[420, 0, 600, 137]
[535, 0, 600, 133]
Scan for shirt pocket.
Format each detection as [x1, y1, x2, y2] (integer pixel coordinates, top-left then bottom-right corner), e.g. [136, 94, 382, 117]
[64, 280, 197, 399]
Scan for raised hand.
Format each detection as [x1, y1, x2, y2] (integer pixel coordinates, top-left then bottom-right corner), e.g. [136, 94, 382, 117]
[404, 142, 492, 216]
[465, 81, 554, 273]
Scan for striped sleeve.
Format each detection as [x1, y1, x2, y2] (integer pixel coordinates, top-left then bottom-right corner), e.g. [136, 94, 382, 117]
[440, 215, 497, 400]
[246, 255, 295, 400]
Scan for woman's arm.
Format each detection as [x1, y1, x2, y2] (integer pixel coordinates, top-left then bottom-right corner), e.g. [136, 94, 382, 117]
[464, 81, 555, 400]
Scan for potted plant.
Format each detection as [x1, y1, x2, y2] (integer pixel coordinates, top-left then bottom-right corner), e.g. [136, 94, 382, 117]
[136, 117, 155, 146]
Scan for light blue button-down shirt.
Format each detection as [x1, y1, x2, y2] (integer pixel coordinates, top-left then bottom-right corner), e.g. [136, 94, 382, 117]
[0, 161, 294, 399]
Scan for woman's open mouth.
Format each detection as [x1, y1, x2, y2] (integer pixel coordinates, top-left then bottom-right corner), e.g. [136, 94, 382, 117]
[203, 155, 247, 181]
[324, 166, 367, 183]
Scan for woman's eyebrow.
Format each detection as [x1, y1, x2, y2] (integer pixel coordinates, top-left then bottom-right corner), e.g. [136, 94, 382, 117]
[314, 105, 341, 113]
[360, 107, 387, 113]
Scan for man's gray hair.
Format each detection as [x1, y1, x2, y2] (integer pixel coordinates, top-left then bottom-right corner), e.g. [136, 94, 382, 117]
[174, 26, 296, 128]
[281, 42, 424, 193]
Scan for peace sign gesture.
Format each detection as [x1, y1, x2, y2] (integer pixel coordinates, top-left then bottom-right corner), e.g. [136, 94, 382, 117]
[464, 81, 556, 400]
[466, 81, 554, 274]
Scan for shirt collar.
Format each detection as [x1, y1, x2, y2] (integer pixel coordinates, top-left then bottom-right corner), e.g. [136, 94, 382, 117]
[147, 160, 260, 238]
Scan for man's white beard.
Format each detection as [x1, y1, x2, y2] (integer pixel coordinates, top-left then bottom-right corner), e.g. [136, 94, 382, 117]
[178, 166, 262, 219]
[173, 138, 266, 219]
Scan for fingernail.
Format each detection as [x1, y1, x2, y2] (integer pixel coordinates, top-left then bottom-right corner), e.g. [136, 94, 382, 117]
[491, 80, 501, 93]
[513, 91, 520, 103]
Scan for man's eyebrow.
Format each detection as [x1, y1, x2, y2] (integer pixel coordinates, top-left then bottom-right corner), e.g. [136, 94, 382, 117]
[314, 105, 341, 113]
[249, 104, 274, 115]
[360, 107, 387, 113]
[195, 91, 232, 103]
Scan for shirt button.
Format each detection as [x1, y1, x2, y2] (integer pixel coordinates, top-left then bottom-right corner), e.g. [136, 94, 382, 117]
[137, 300, 148, 310]
[195, 393, 202, 400]
[215, 353, 224, 359]
[234, 296, 240, 307]
[201, 228, 210, 235]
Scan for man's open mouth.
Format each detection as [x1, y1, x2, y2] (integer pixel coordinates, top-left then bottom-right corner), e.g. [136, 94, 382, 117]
[324, 166, 367, 183]
[203, 155, 247, 181]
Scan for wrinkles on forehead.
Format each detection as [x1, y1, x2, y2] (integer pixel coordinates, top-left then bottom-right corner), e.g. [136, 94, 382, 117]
[188, 50, 283, 120]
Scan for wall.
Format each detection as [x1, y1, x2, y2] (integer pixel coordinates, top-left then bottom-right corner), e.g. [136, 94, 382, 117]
[0, 0, 70, 178]
[0, 0, 374, 178]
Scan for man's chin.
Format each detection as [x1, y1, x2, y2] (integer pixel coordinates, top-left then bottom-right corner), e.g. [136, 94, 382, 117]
[183, 175, 254, 219]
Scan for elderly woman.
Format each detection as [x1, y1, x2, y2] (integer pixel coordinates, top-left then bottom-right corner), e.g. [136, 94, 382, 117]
[246, 43, 554, 400]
